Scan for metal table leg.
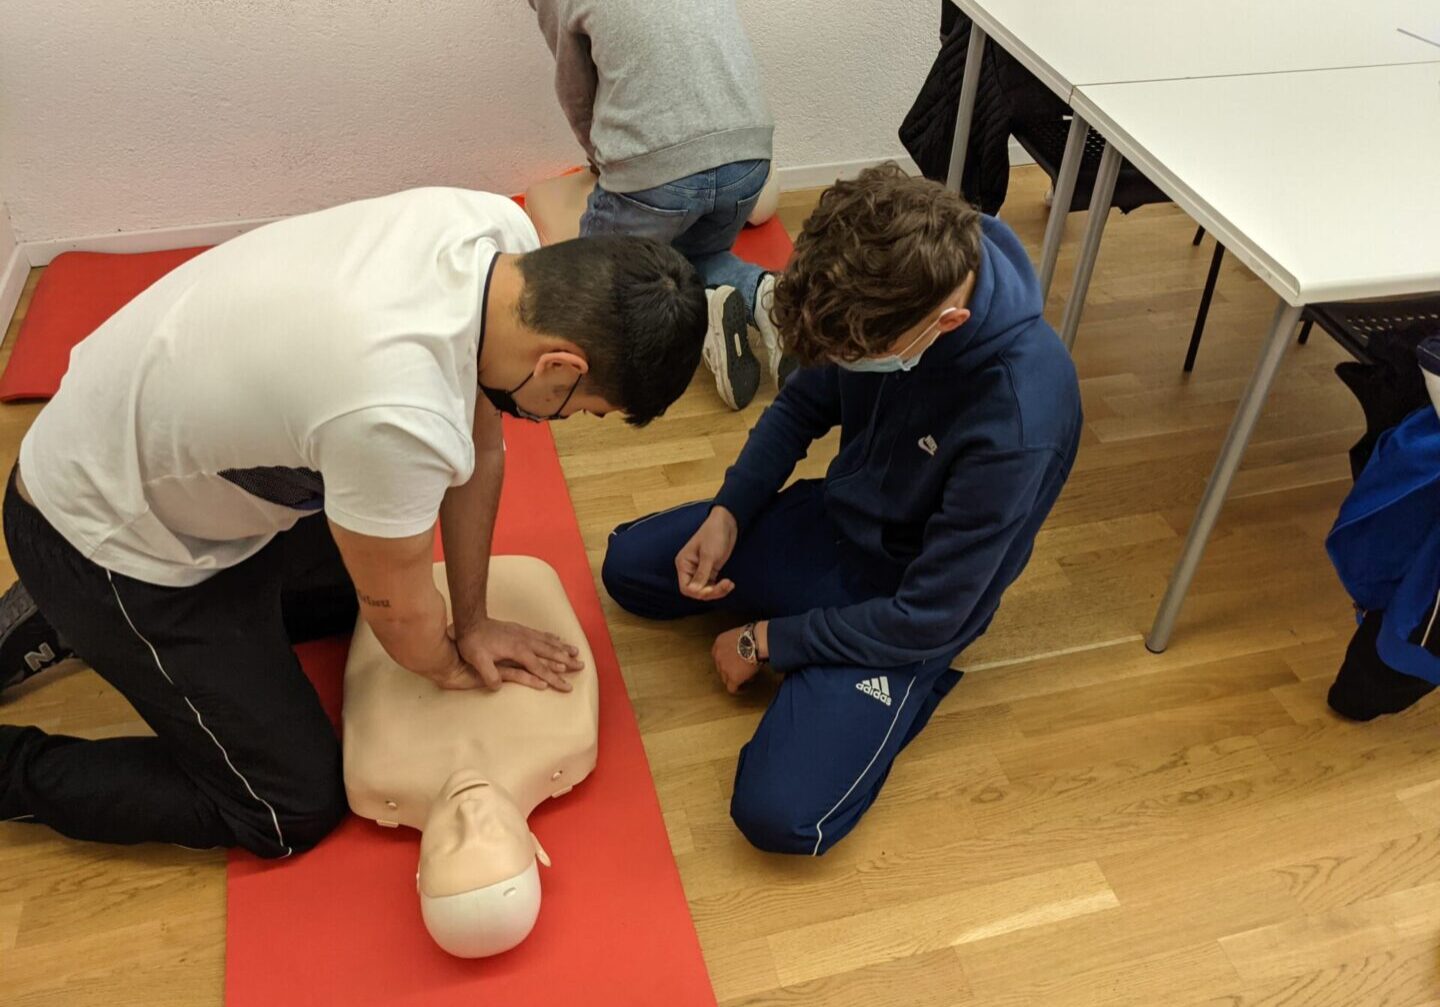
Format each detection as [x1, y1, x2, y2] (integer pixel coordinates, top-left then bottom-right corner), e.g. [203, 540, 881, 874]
[1058, 140, 1121, 351]
[1038, 115, 1088, 301]
[1146, 298, 1307, 652]
[945, 24, 989, 193]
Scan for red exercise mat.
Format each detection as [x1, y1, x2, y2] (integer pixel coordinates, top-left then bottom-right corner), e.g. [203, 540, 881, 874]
[0, 216, 793, 402]
[733, 214, 793, 273]
[227, 419, 715, 1007]
[0, 247, 208, 401]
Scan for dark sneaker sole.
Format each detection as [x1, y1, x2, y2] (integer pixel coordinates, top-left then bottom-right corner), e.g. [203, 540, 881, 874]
[707, 288, 760, 410]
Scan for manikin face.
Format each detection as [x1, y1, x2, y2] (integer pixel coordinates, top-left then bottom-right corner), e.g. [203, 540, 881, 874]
[418, 771, 540, 898]
[418, 770, 551, 958]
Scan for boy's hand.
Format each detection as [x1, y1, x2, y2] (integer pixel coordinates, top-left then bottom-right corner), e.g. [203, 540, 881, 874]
[676, 507, 738, 600]
[712, 625, 764, 694]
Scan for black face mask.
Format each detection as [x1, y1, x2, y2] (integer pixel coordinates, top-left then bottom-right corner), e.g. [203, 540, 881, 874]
[480, 372, 582, 423]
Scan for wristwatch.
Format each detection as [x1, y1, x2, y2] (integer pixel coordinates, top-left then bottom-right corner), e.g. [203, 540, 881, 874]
[737, 622, 760, 666]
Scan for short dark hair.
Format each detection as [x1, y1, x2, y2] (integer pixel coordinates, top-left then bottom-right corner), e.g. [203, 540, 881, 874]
[772, 162, 983, 365]
[515, 236, 706, 426]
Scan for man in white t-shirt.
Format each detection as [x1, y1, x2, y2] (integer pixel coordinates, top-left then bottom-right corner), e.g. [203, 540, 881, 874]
[0, 187, 706, 857]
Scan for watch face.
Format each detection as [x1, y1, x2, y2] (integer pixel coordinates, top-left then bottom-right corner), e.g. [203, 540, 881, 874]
[737, 633, 757, 663]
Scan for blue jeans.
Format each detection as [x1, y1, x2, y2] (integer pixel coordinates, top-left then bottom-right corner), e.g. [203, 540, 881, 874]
[601, 481, 964, 855]
[580, 159, 770, 320]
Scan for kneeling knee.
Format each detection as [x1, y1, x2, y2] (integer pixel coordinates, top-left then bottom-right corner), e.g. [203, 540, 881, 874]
[730, 784, 818, 856]
[279, 793, 347, 855]
[236, 776, 347, 858]
[599, 542, 641, 614]
[601, 532, 674, 619]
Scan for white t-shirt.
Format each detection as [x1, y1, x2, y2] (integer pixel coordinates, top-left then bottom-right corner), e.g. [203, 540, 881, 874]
[20, 187, 540, 587]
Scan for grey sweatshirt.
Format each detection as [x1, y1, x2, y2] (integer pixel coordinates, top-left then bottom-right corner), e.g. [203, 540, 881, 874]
[528, 0, 774, 193]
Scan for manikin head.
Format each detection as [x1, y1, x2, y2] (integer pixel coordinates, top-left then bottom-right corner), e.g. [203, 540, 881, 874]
[417, 770, 552, 958]
[480, 239, 707, 426]
[770, 162, 982, 372]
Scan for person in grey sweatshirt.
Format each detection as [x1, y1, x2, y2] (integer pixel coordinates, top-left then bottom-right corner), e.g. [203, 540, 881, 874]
[528, 0, 791, 411]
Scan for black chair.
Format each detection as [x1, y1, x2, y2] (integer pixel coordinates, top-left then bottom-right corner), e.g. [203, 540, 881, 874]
[1011, 117, 1173, 224]
[1187, 255, 1440, 375]
[1183, 233, 1316, 373]
[1305, 295, 1440, 365]
[1014, 117, 1226, 363]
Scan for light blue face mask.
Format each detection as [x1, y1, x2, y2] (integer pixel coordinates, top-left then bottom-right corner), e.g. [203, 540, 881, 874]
[836, 313, 949, 374]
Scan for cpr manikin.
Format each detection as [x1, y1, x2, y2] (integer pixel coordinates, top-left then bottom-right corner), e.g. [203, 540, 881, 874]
[523, 163, 779, 244]
[342, 557, 598, 957]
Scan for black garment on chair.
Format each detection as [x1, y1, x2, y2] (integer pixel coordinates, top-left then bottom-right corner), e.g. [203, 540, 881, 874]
[904, 5, 1153, 215]
[900, 13, 1018, 213]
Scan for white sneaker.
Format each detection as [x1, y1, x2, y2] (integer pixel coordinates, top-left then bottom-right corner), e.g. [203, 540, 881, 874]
[754, 274, 798, 388]
[702, 286, 760, 410]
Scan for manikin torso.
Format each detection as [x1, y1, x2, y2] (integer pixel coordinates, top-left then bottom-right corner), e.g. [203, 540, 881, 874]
[342, 557, 598, 957]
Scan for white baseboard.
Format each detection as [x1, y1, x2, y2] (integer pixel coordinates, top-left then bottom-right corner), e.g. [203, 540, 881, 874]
[21, 215, 281, 267]
[0, 242, 26, 339]
[1009, 137, 1036, 167]
[775, 156, 923, 191]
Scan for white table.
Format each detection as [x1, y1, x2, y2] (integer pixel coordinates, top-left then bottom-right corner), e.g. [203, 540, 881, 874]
[1399, 24, 1440, 49]
[943, 3, 1440, 648]
[1067, 61, 1440, 649]
[956, 0, 1437, 98]
[1072, 63, 1440, 308]
[947, 0, 1440, 334]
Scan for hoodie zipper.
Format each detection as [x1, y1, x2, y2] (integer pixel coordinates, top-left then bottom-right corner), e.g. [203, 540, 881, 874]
[832, 373, 892, 483]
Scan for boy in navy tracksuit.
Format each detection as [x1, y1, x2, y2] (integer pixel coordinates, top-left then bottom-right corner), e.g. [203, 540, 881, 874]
[602, 164, 1082, 855]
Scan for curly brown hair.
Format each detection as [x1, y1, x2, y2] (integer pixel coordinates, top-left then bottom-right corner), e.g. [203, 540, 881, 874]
[770, 163, 983, 366]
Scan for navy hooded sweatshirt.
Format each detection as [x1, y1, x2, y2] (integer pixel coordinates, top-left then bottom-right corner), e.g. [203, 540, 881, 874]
[712, 215, 1082, 672]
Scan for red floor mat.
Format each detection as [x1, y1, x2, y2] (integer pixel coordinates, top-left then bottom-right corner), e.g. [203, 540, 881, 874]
[0, 216, 793, 402]
[0, 247, 208, 401]
[227, 419, 714, 1007]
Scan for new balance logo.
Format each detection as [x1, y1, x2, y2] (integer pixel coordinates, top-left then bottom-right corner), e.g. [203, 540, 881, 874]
[856, 675, 892, 706]
[23, 643, 55, 672]
[918, 435, 938, 456]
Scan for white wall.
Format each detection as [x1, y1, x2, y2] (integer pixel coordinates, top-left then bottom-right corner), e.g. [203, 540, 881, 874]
[0, 1, 936, 247]
[0, 197, 24, 334]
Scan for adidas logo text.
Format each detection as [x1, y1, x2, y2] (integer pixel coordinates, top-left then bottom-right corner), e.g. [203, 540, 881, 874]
[856, 675, 893, 706]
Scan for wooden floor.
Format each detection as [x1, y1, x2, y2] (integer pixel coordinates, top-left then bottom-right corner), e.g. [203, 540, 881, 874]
[3, 166, 1439, 1005]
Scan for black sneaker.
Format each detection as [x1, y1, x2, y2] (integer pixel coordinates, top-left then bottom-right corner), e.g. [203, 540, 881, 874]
[0, 581, 72, 694]
[701, 286, 760, 410]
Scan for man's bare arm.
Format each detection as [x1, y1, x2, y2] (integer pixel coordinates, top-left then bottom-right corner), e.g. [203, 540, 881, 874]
[328, 520, 478, 690]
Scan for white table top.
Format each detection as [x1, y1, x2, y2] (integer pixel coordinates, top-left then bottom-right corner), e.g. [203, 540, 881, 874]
[1400, 24, 1440, 49]
[959, 0, 1440, 99]
[1070, 61, 1440, 305]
